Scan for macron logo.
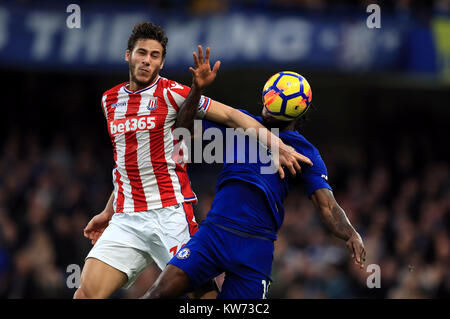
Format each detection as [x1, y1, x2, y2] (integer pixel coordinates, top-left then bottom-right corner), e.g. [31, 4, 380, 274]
[321, 174, 328, 181]
[111, 101, 127, 108]
[170, 82, 184, 90]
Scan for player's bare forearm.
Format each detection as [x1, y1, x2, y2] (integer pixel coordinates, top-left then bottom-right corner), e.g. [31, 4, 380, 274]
[205, 101, 267, 134]
[174, 83, 202, 132]
[311, 188, 357, 241]
[311, 188, 366, 267]
[103, 191, 115, 218]
[320, 200, 356, 241]
[84, 191, 115, 244]
[206, 102, 289, 154]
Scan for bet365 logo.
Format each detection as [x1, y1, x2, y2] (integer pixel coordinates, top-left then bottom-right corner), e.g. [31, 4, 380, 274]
[109, 116, 156, 136]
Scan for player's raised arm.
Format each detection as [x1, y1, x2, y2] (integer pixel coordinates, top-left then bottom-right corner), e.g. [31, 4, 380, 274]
[176, 45, 312, 178]
[174, 45, 220, 132]
[311, 188, 366, 269]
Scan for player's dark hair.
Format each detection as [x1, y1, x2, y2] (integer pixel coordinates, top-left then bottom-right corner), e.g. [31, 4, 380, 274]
[127, 22, 168, 58]
[294, 103, 315, 132]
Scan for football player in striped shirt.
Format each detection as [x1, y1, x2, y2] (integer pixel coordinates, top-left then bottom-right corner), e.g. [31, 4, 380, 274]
[74, 22, 311, 299]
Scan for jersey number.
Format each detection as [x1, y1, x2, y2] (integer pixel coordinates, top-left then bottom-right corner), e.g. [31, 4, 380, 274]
[262, 280, 271, 299]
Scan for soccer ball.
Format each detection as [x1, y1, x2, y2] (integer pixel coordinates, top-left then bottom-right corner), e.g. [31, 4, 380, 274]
[262, 71, 312, 121]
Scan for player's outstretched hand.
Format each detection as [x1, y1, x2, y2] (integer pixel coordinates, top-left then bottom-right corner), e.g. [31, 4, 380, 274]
[83, 212, 111, 245]
[277, 142, 313, 179]
[346, 232, 366, 269]
[189, 45, 221, 89]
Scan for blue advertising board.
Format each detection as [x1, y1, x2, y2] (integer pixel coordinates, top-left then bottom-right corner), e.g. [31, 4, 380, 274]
[0, 3, 439, 74]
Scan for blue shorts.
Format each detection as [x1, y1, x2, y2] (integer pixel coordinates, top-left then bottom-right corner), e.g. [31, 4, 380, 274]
[168, 221, 274, 299]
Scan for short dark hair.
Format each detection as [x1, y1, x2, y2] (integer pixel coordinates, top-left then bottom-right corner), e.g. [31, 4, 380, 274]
[127, 22, 168, 58]
[294, 103, 315, 132]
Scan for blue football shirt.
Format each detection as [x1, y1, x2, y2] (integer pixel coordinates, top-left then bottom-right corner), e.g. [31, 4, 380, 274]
[201, 109, 331, 240]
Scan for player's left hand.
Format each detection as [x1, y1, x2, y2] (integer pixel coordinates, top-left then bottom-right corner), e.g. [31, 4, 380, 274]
[346, 232, 366, 269]
[190, 45, 221, 89]
[277, 142, 313, 179]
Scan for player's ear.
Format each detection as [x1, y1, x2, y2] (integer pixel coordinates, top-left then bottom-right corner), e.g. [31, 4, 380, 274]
[160, 59, 165, 70]
[125, 49, 131, 62]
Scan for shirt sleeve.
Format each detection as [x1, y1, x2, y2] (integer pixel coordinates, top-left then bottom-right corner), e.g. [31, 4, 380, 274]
[101, 94, 108, 120]
[196, 95, 212, 119]
[299, 148, 332, 196]
[166, 80, 211, 116]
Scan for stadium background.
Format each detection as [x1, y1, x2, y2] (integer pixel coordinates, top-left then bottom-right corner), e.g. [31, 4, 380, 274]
[0, 0, 449, 298]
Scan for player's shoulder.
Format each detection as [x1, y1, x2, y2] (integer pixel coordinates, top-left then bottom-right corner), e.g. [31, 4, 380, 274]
[282, 130, 320, 156]
[282, 129, 310, 144]
[158, 77, 189, 91]
[157, 76, 171, 88]
[102, 82, 127, 97]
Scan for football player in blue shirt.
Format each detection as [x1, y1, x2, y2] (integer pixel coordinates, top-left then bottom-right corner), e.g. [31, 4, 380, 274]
[144, 71, 366, 300]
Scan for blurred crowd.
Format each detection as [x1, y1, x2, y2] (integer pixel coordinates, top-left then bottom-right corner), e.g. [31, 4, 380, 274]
[268, 150, 450, 298]
[0, 124, 448, 298]
[0, 132, 112, 298]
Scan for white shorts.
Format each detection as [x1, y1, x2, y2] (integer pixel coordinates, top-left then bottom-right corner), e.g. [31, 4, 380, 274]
[86, 203, 197, 289]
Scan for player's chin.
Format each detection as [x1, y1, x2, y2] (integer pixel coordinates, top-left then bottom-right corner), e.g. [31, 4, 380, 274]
[135, 73, 152, 83]
[133, 74, 154, 87]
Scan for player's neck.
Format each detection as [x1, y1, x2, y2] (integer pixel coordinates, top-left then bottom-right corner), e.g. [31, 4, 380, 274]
[128, 75, 159, 92]
[266, 122, 295, 132]
[283, 121, 296, 132]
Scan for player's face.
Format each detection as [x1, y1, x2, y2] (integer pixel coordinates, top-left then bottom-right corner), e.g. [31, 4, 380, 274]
[126, 39, 165, 89]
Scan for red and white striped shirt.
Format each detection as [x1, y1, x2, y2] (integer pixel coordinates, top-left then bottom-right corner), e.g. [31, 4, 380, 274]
[101, 76, 211, 213]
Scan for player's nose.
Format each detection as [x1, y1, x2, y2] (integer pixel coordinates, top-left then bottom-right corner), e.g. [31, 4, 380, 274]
[142, 55, 151, 65]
